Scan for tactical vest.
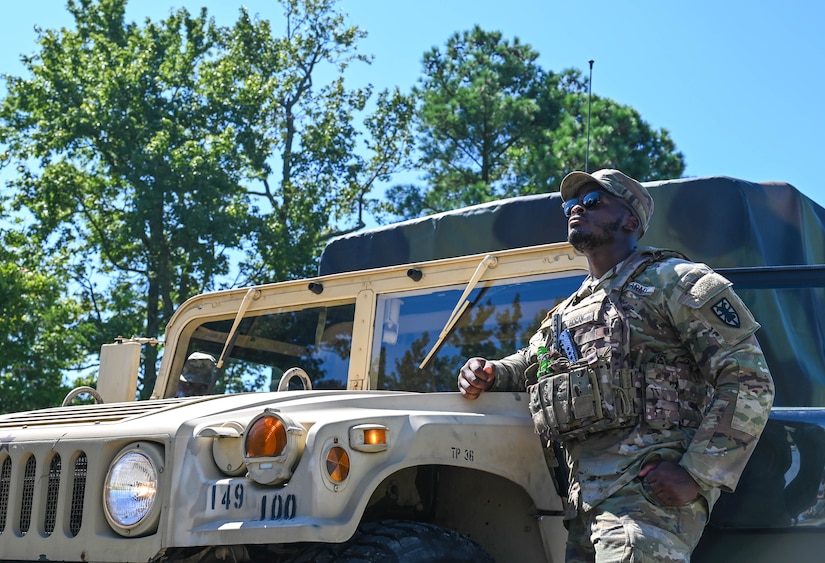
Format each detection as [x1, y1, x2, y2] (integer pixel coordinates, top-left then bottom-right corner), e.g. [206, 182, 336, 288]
[528, 249, 704, 441]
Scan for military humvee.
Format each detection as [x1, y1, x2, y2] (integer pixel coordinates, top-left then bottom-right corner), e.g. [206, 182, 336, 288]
[0, 176, 823, 562]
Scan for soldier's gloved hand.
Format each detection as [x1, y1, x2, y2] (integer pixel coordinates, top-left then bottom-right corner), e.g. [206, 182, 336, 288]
[458, 358, 495, 400]
[638, 460, 700, 507]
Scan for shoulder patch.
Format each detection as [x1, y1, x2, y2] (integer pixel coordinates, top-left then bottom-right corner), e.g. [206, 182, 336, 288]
[711, 297, 741, 328]
[695, 286, 760, 346]
[668, 263, 759, 347]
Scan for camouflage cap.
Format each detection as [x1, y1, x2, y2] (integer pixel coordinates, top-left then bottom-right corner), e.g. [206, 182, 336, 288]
[179, 352, 217, 385]
[560, 169, 654, 237]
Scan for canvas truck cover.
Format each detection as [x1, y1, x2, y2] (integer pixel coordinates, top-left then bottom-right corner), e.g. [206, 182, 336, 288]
[319, 176, 825, 406]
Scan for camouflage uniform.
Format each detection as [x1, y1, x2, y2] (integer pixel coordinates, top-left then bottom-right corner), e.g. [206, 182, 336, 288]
[491, 247, 774, 561]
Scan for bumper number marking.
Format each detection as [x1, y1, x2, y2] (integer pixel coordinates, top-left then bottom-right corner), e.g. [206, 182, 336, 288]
[206, 480, 298, 522]
[261, 493, 297, 521]
[210, 482, 245, 511]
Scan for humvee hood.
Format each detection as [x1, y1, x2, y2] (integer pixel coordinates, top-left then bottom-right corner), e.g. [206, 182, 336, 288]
[0, 390, 519, 439]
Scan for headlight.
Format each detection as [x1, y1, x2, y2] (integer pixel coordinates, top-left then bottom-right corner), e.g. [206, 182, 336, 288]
[243, 410, 306, 485]
[103, 443, 164, 537]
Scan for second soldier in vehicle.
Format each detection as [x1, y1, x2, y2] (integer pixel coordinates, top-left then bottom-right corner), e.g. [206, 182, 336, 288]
[176, 352, 217, 397]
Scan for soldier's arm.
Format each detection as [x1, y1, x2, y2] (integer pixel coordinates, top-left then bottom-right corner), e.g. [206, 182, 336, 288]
[488, 350, 531, 392]
[667, 266, 775, 493]
[487, 326, 550, 392]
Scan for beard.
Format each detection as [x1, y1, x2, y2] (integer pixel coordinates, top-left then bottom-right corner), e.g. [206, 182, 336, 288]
[568, 216, 624, 253]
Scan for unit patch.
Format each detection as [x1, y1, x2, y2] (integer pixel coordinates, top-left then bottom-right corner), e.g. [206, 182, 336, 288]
[712, 297, 740, 328]
[627, 281, 655, 296]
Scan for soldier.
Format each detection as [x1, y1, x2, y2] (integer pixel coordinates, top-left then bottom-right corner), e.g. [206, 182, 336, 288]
[177, 351, 217, 397]
[458, 169, 774, 562]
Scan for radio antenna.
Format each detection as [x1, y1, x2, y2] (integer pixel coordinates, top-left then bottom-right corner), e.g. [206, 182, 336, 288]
[585, 59, 594, 172]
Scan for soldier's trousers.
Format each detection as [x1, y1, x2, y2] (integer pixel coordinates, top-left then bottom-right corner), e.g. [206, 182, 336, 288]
[565, 477, 708, 562]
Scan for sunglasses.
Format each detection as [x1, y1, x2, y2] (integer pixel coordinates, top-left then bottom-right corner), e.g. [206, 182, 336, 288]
[562, 190, 605, 217]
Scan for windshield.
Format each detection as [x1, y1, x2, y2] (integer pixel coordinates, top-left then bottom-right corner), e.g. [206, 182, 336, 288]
[370, 273, 585, 392]
[183, 301, 355, 394]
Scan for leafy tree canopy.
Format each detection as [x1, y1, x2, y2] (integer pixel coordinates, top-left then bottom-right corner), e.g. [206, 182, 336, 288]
[0, 228, 89, 412]
[0, 0, 413, 399]
[382, 27, 685, 219]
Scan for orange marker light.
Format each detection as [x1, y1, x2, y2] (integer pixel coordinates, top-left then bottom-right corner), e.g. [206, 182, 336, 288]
[349, 424, 390, 453]
[363, 428, 387, 446]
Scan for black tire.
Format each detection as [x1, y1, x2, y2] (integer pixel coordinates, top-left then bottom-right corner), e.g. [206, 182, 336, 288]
[283, 519, 494, 563]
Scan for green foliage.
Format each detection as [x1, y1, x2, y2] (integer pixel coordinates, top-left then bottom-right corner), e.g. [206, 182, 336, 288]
[383, 29, 685, 219]
[0, 0, 413, 402]
[1, 0, 249, 397]
[386, 26, 555, 217]
[0, 231, 88, 413]
[207, 0, 415, 281]
[544, 69, 685, 187]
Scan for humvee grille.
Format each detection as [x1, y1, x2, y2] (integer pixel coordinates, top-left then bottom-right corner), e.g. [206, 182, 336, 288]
[0, 457, 9, 533]
[20, 456, 35, 534]
[70, 453, 87, 536]
[45, 455, 61, 535]
[0, 451, 86, 539]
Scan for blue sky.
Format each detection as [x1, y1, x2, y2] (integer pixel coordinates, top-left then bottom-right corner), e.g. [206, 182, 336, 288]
[2, 0, 823, 210]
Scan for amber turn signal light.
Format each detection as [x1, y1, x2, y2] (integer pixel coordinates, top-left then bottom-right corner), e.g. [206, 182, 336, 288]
[243, 411, 306, 486]
[245, 415, 288, 458]
[349, 424, 390, 453]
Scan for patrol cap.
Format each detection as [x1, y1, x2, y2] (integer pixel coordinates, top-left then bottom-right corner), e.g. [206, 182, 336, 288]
[560, 169, 654, 237]
[180, 352, 217, 385]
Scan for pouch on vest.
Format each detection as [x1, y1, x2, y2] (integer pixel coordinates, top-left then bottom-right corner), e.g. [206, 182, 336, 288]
[528, 353, 641, 441]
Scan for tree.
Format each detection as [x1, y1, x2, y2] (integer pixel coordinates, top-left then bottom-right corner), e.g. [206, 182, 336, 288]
[207, 0, 414, 281]
[541, 69, 685, 187]
[383, 29, 684, 219]
[384, 26, 557, 218]
[1, 0, 251, 398]
[0, 229, 88, 413]
[0, 0, 413, 400]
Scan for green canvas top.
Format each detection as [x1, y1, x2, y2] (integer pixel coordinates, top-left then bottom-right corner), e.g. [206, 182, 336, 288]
[319, 176, 825, 407]
[320, 176, 825, 274]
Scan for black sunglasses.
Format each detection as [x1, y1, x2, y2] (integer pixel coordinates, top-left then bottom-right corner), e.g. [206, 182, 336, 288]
[562, 190, 604, 217]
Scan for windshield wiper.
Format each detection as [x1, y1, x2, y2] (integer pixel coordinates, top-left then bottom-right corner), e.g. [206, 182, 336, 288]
[207, 288, 261, 393]
[419, 254, 498, 369]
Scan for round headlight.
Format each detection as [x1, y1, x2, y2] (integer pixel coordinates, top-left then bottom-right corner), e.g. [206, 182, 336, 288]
[103, 443, 164, 536]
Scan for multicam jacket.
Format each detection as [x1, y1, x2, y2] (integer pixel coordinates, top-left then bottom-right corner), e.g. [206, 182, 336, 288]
[490, 247, 775, 513]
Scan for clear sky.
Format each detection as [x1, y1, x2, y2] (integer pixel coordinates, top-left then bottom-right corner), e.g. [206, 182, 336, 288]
[2, 0, 823, 209]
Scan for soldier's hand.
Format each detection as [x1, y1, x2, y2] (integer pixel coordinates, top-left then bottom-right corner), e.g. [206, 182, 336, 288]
[638, 460, 700, 507]
[458, 358, 495, 400]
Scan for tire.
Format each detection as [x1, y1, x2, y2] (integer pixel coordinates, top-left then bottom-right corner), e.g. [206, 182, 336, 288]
[284, 519, 494, 563]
